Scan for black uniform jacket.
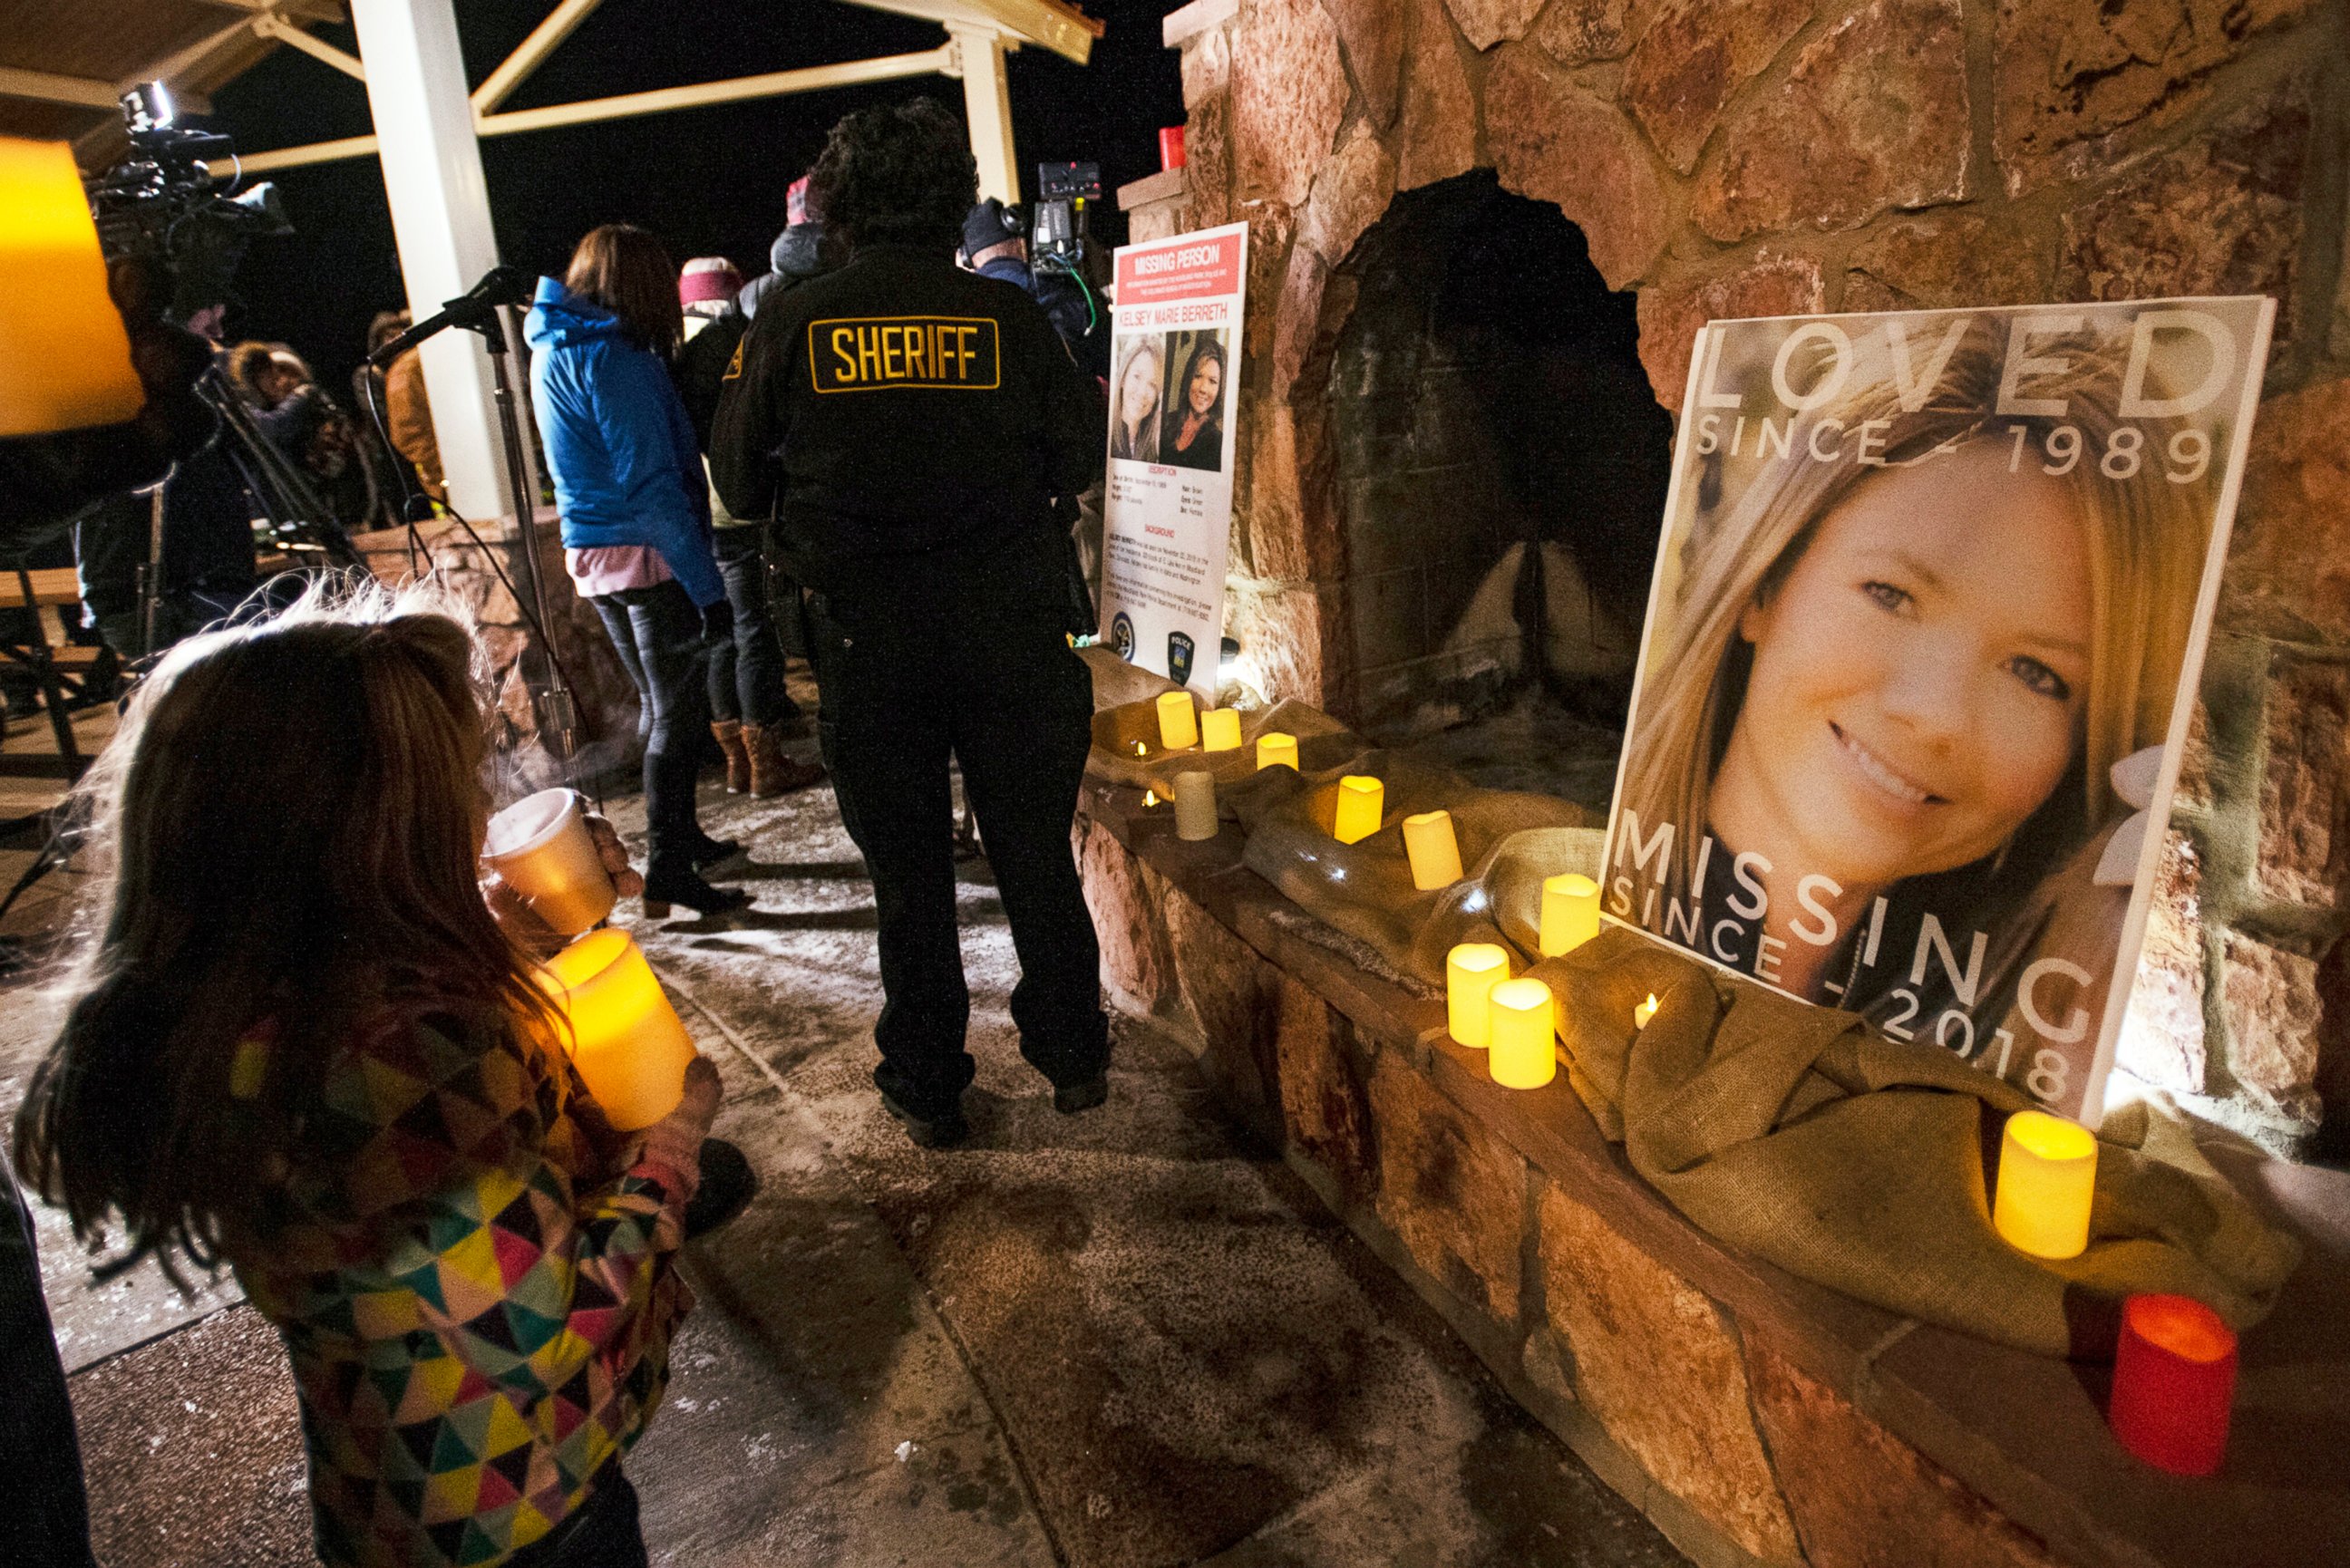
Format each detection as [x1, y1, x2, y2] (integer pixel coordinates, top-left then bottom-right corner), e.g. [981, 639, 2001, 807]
[708, 242, 1105, 595]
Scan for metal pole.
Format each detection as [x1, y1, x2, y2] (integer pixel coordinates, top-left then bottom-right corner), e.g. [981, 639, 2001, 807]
[480, 308, 577, 769]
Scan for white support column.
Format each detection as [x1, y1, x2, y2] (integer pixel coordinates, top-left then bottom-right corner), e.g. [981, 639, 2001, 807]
[347, 0, 516, 522]
[947, 24, 1019, 205]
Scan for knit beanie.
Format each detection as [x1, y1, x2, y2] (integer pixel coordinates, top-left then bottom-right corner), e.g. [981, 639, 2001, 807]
[678, 256, 743, 314]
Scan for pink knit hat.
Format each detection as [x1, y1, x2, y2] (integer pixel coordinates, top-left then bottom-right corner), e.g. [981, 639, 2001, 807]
[678, 256, 743, 309]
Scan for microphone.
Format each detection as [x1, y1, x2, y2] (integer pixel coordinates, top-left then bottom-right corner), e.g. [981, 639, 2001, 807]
[368, 266, 534, 367]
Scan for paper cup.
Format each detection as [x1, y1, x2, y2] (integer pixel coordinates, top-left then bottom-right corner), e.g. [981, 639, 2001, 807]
[483, 788, 617, 935]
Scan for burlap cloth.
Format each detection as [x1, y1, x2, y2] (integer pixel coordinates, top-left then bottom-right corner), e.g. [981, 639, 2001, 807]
[1079, 663, 2300, 1356]
[1528, 929, 2302, 1358]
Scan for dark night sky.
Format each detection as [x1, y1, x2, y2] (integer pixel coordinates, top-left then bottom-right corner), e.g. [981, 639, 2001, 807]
[203, 0, 1184, 390]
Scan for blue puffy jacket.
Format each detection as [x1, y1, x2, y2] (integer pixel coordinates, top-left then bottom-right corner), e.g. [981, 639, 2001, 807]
[524, 276, 723, 607]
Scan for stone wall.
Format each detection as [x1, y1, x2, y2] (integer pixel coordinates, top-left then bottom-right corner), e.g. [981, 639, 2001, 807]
[1133, 0, 2350, 1157]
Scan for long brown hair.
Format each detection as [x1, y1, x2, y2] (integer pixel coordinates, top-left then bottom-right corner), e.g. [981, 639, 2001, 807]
[563, 222, 684, 358]
[12, 579, 567, 1283]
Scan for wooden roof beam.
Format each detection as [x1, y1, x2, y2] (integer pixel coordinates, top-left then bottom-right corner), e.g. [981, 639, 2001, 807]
[0, 65, 121, 111]
[472, 0, 607, 113]
[197, 0, 349, 24]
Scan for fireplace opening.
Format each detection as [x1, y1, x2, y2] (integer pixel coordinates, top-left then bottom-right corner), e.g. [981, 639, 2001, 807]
[1322, 170, 1671, 807]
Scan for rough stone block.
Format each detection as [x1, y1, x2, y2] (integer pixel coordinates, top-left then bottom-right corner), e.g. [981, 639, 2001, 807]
[1531, 0, 1653, 65]
[2255, 655, 2350, 912]
[1078, 816, 1176, 1012]
[1635, 250, 1824, 411]
[2219, 929, 2325, 1128]
[1695, 0, 1971, 244]
[1370, 1054, 1527, 1323]
[1228, 579, 1347, 709]
[1622, 0, 1812, 173]
[2118, 829, 2208, 1096]
[1322, 0, 1404, 129]
[1270, 245, 1330, 405]
[1443, 0, 1546, 49]
[1233, 0, 1351, 208]
[2224, 376, 2350, 644]
[2057, 84, 2310, 343]
[1746, 1340, 2065, 1568]
[1128, 200, 1184, 246]
[1180, 11, 1230, 108]
[1397, 0, 1478, 190]
[1486, 45, 1671, 289]
[1275, 977, 1375, 1195]
[1185, 87, 1236, 231]
[1300, 120, 1398, 266]
[1537, 1184, 1802, 1563]
[1166, 893, 1286, 1131]
[1993, 0, 2317, 194]
[1841, 210, 2055, 313]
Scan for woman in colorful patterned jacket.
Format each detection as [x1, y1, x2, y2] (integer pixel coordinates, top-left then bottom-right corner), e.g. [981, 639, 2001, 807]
[12, 581, 720, 1568]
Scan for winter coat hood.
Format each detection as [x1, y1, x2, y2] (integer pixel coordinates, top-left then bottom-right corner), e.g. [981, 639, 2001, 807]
[524, 276, 630, 352]
[770, 222, 830, 280]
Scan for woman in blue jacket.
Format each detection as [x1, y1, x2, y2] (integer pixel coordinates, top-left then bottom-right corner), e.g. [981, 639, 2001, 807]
[529, 224, 750, 915]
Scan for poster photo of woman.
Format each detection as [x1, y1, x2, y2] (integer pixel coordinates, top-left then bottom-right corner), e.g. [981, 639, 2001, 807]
[1160, 329, 1228, 472]
[1109, 334, 1163, 464]
[1604, 298, 2272, 1119]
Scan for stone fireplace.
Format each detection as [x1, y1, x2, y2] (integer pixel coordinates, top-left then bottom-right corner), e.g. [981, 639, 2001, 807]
[1122, 0, 2350, 1161]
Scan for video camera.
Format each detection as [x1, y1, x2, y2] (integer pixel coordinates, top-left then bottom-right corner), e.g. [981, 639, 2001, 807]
[88, 82, 291, 322]
[1030, 160, 1100, 270]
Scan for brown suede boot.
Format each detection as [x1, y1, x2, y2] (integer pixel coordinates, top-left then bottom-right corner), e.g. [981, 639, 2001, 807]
[710, 719, 752, 794]
[743, 721, 828, 797]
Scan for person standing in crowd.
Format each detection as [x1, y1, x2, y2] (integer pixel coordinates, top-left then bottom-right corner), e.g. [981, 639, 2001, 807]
[528, 223, 750, 917]
[736, 174, 841, 322]
[14, 583, 718, 1568]
[712, 98, 1110, 1148]
[958, 198, 1108, 378]
[673, 256, 825, 798]
[354, 310, 424, 514]
[381, 319, 447, 507]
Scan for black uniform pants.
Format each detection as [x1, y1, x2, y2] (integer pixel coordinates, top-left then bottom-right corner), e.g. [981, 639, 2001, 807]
[806, 539, 1107, 1118]
[2, 1160, 97, 1567]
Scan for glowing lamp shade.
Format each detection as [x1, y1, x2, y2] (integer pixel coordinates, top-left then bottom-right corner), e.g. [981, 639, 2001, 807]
[1488, 978, 1557, 1089]
[1257, 731, 1299, 771]
[1200, 708, 1243, 751]
[1445, 943, 1510, 1049]
[1539, 874, 1600, 957]
[538, 930, 697, 1131]
[2108, 1293, 2238, 1476]
[1156, 690, 1199, 750]
[0, 138, 144, 437]
[1633, 993, 1659, 1030]
[1333, 775, 1384, 845]
[1173, 769, 1218, 841]
[1402, 810, 1463, 891]
[1992, 1110, 2098, 1261]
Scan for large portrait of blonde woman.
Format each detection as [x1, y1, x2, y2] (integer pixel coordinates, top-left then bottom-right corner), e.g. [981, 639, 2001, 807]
[1603, 299, 2273, 1119]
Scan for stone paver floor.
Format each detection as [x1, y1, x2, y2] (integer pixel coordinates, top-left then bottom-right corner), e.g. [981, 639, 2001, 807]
[8, 709, 1687, 1568]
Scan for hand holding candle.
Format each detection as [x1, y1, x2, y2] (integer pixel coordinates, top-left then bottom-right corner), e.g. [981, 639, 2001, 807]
[1333, 775, 1384, 845]
[537, 930, 700, 1131]
[1539, 874, 1600, 956]
[1446, 943, 1510, 1048]
[1156, 690, 1199, 750]
[1488, 978, 1557, 1089]
[1257, 731, 1299, 770]
[1200, 708, 1243, 751]
[1402, 810, 1463, 890]
[1992, 1109, 2097, 1260]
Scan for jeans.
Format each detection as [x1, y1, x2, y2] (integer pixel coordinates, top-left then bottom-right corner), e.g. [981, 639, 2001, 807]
[806, 531, 1107, 1118]
[2, 1161, 98, 1567]
[704, 527, 798, 727]
[589, 581, 712, 880]
[504, 1468, 647, 1568]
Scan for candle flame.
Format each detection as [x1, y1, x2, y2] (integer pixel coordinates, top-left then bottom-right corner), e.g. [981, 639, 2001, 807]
[1143, 789, 1160, 807]
[1134, 740, 1148, 756]
[1634, 993, 1659, 1029]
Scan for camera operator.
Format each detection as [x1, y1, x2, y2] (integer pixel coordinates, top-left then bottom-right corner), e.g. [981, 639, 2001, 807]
[711, 99, 1111, 1149]
[958, 198, 1109, 380]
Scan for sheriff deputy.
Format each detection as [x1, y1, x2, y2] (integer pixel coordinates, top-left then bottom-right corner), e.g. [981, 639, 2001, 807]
[710, 98, 1110, 1149]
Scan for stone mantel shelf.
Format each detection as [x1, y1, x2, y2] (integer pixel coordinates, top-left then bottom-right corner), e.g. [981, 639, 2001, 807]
[1077, 776, 2350, 1568]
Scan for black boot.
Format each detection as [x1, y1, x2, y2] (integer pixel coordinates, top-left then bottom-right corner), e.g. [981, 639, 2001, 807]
[683, 1137, 756, 1237]
[642, 863, 753, 918]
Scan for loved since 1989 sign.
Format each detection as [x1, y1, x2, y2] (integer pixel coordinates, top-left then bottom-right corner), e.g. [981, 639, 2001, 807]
[1602, 298, 2274, 1122]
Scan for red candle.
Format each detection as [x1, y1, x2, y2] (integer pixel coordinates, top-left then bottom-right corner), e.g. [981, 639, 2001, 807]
[1159, 125, 1188, 170]
[2107, 1293, 2237, 1476]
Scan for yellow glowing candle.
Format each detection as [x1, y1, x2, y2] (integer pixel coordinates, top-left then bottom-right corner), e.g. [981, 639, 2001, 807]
[1143, 789, 1160, 808]
[1446, 943, 1510, 1049]
[538, 929, 698, 1131]
[1539, 873, 1601, 957]
[1173, 769, 1218, 840]
[1200, 708, 1243, 751]
[1, 138, 144, 437]
[1156, 690, 1199, 750]
[1992, 1109, 2098, 1260]
[1257, 731, 1299, 770]
[1488, 977, 1557, 1089]
[1333, 775, 1384, 845]
[1633, 993, 1659, 1030]
[1402, 809, 1463, 890]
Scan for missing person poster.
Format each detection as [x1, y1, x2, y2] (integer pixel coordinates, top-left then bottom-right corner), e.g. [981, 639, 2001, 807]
[1097, 221, 1248, 693]
[1602, 298, 2274, 1121]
